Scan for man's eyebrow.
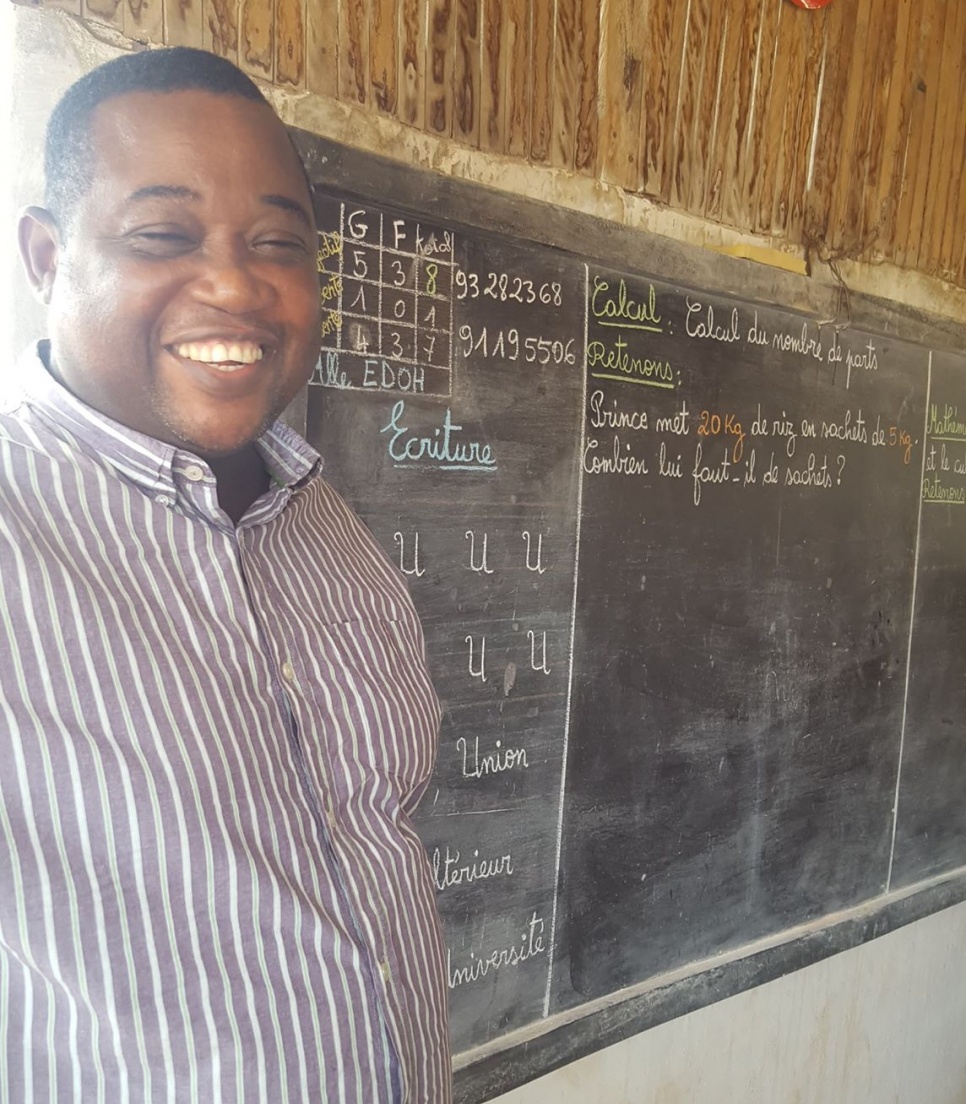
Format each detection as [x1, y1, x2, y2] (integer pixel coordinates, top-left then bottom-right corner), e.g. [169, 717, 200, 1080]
[126, 184, 202, 204]
[262, 194, 313, 227]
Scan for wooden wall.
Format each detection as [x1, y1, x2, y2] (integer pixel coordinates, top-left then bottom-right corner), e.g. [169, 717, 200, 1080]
[14, 0, 966, 289]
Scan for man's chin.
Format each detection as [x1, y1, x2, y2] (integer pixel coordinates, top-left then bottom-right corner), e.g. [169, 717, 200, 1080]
[157, 400, 282, 461]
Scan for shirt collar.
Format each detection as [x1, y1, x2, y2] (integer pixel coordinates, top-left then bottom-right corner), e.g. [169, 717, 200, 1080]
[13, 341, 321, 499]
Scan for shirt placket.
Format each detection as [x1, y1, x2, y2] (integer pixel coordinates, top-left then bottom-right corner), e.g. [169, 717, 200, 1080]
[234, 527, 407, 1103]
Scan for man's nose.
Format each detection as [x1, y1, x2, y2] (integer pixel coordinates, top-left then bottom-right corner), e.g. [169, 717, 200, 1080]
[190, 240, 274, 313]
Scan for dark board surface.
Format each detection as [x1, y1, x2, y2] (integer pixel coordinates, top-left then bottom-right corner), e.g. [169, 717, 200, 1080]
[892, 349, 966, 886]
[293, 130, 966, 1093]
[558, 277, 925, 1005]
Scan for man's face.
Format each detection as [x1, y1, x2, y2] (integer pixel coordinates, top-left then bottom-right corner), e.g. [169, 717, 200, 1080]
[26, 89, 321, 458]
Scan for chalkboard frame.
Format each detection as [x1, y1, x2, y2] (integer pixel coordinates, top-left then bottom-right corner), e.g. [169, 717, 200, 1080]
[291, 129, 966, 1104]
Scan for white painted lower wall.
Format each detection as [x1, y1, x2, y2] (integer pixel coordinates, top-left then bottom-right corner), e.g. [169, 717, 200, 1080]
[491, 900, 966, 1104]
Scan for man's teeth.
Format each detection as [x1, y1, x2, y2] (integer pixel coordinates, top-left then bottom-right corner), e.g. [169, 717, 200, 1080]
[174, 341, 264, 367]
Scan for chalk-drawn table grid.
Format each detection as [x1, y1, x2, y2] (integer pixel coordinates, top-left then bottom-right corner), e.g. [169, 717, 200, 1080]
[321, 203, 456, 395]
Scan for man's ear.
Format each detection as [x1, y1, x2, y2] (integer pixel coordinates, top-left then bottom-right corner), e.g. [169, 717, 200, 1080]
[18, 206, 62, 306]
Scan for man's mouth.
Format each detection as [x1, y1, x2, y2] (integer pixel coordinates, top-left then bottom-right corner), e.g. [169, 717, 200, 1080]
[173, 340, 265, 372]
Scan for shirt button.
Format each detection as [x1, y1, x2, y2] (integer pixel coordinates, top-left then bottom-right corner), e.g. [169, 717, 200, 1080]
[184, 464, 206, 482]
[280, 660, 296, 683]
[155, 494, 174, 507]
[379, 961, 391, 983]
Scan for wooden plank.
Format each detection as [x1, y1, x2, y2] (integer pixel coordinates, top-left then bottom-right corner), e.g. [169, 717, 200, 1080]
[164, 0, 204, 45]
[276, 0, 305, 86]
[801, 2, 852, 255]
[671, 0, 724, 219]
[573, 0, 599, 173]
[529, 0, 552, 163]
[861, 0, 914, 263]
[640, 0, 688, 200]
[454, 0, 481, 144]
[239, 0, 274, 80]
[504, 0, 531, 159]
[700, 0, 746, 224]
[550, 0, 578, 170]
[597, 0, 646, 191]
[940, 42, 966, 279]
[894, 0, 945, 269]
[427, 0, 455, 135]
[83, 0, 124, 28]
[123, 0, 164, 42]
[756, 4, 791, 237]
[841, 0, 896, 258]
[369, 0, 397, 110]
[819, 0, 874, 256]
[735, 0, 780, 231]
[762, 3, 815, 239]
[480, 0, 504, 151]
[918, 0, 965, 273]
[306, 0, 339, 97]
[204, 0, 239, 60]
[339, 0, 370, 103]
[398, 0, 428, 127]
[879, 0, 932, 263]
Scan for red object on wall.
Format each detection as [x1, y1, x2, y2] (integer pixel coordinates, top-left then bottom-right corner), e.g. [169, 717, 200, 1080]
[787, 0, 834, 7]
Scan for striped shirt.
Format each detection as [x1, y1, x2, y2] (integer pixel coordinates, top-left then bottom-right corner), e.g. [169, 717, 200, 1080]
[0, 345, 451, 1103]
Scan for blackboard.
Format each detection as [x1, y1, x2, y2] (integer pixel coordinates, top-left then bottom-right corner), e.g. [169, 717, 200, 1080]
[294, 131, 966, 1101]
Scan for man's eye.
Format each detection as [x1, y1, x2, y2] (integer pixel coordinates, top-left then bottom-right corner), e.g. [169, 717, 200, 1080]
[127, 231, 196, 257]
[253, 237, 309, 259]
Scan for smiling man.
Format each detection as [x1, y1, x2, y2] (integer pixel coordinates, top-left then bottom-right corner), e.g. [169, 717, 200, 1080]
[3, 47, 450, 1102]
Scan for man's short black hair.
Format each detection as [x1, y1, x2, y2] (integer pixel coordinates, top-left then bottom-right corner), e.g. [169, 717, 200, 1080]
[44, 47, 270, 231]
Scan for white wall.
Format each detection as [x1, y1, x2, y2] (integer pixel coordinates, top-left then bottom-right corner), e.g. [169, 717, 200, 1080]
[493, 900, 966, 1104]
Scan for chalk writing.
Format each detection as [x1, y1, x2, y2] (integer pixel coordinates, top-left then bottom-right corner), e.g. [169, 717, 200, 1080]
[310, 350, 348, 388]
[583, 435, 650, 476]
[528, 630, 551, 674]
[922, 475, 966, 504]
[454, 268, 561, 305]
[522, 531, 547, 573]
[591, 275, 662, 333]
[586, 338, 675, 389]
[872, 417, 915, 463]
[393, 531, 425, 577]
[447, 912, 546, 988]
[784, 453, 839, 489]
[465, 530, 493, 574]
[458, 324, 576, 365]
[363, 358, 426, 393]
[771, 322, 824, 361]
[654, 403, 690, 435]
[928, 404, 966, 440]
[432, 846, 514, 892]
[465, 636, 487, 682]
[658, 442, 684, 479]
[692, 444, 733, 506]
[845, 339, 878, 388]
[685, 298, 740, 343]
[821, 409, 868, 446]
[589, 390, 648, 431]
[698, 410, 747, 463]
[382, 401, 496, 472]
[316, 230, 343, 267]
[750, 405, 798, 457]
[457, 736, 530, 779]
